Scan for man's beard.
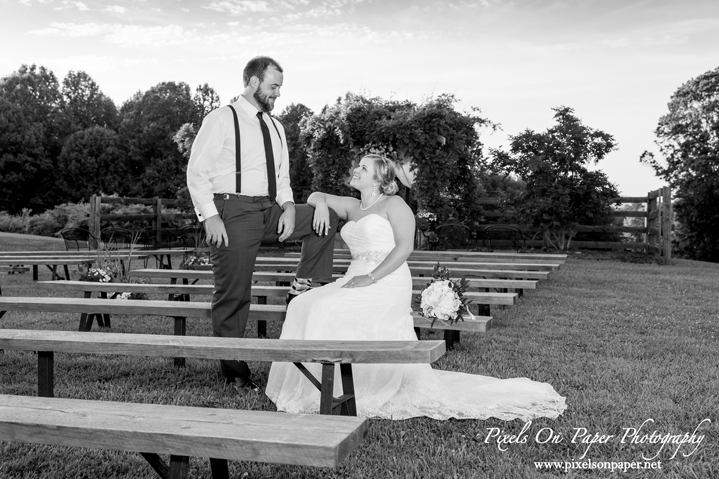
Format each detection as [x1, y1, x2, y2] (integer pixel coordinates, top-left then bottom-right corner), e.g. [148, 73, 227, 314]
[254, 90, 275, 112]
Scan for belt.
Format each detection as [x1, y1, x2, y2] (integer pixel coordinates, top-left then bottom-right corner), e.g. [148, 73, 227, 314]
[214, 193, 271, 202]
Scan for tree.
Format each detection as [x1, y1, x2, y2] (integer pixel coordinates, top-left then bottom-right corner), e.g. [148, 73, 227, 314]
[277, 103, 314, 202]
[192, 83, 221, 126]
[490, 106, 619, 250]
[300, 93, 492, 225]
[172, 84, 222, 212]
[641, 66, 719, 262]
[0, 65, 63, 213]
[60, 70, 118, 132]
[55, 127, 126, 202]
[118, 81, 197, 198]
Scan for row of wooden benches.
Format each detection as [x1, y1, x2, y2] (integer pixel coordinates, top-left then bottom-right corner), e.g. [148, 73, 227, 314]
[1, 328, 446, 476]
[1, 248, 567, 477]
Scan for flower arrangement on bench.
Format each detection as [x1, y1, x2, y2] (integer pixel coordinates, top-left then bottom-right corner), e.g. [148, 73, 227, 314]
[414, 263, 473, 327]
[180, 252, 210, 269]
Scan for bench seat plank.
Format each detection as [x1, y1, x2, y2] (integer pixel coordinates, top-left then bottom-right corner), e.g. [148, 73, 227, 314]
[0, 297, 492, 333]
[252, 256, 561, 270]
[129, 269, 538, 290]
[198, 262, 556, 273]
[286, 249, 568, 263]
[0, 259, 93, 265]
[0, 394, 368, 467]
[0, 329, 447, 363]
[36, 281, 518, 305]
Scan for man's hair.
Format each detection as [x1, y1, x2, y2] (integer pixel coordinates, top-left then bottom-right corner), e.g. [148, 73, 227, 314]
[243, 56, 283, 87]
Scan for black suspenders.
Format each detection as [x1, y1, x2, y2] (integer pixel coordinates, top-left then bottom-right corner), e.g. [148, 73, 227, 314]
[227, 105, 283, 195]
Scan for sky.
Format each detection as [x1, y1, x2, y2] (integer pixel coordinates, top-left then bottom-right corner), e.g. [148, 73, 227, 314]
[2, 0, 718, 196]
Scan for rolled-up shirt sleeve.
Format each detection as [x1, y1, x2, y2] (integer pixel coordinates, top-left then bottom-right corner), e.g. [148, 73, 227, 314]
[274, 121, 295, 207]
[187, 112, 226, 221]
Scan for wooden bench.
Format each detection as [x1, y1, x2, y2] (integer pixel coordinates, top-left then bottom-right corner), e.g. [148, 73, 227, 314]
[0, 296, 490, 352]
[0, 393, 368, 477]
[36, 279, 509, 344]
[129, 268, 538, 295]
[0, 249, 191, 270]
[188, 263, 551, 280]
[0, 248, 190, 257]
[36, 280, 518, 309]
[0, 328, 445, 416]
[253, 256, 562, 270]
[286, 249, 568, 264]
[0, 258, 93, 281]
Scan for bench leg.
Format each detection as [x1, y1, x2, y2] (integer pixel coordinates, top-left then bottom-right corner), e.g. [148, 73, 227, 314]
[38, 350, 54, 397]
[319, 363, 335, 415]
[294, 362, 357, 416]
[33, 265, 39, 281]
[169, 455, 189, 479]
[209, 458, 229, 479]
[140, 452, 169, 479]
[63, 265, 71, 281]
[444, 330, 459, 350]
[174, 317, 186, 367]
[339, 363, 357, 416]
[98, 291, 111, 328]
[257, 296, 267, 338]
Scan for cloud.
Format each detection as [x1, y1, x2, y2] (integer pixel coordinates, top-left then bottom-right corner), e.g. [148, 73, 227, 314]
[106, 24, 191, 47]
[205, 0, 273, 14]
[30, 22, 106, 37]
[29, 22, 198, 47]
[53, 1, 90, 11]
[106, 5, 125, 13]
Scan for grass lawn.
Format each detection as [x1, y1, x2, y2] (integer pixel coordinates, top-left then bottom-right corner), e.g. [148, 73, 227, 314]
[1, 234, 717, 478]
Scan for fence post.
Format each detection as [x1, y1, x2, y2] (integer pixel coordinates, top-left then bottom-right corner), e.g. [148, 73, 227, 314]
[662, 187, 672, 265]
[154, 197, 162, 246]
[89, 195, 101, 249]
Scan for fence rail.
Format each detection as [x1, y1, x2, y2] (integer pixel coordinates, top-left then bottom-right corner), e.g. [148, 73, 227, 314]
[471, 188, 672, 264]
[89, 195, 195, 248]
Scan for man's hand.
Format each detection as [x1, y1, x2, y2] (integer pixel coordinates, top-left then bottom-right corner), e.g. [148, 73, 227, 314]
[278, 202, 296, 242]
[204, 215, 228, 248]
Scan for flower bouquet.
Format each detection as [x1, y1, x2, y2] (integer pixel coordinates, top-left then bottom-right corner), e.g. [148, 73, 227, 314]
[413, 263, 473, 327]
[79, 267, 114, 283]
[115, 291, 148, 300]
[180, 252, 210, 269]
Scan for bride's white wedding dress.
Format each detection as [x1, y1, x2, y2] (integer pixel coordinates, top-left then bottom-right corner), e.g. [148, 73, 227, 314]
[265, 214, 566, 420]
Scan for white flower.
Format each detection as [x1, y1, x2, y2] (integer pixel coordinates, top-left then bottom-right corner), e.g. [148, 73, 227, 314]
[420, 280, 461, 321]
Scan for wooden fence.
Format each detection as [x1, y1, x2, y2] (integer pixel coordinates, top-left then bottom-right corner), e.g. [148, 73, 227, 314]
[88, 195, 195, 248]
[474, 187, 672, 264]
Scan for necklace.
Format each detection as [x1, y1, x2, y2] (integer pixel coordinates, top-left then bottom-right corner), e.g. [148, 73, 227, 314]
[359, 193, 384, 211]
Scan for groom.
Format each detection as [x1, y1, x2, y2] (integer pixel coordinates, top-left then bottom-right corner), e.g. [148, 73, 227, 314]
[186, 56, 338, 392]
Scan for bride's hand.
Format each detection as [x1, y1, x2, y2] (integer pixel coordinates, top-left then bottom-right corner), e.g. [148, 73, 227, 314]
[342, 275, 374, 288]
[312, 202, 331, 236]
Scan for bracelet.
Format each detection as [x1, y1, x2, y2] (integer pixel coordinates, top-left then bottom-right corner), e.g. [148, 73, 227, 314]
[366, 272, 377, 284]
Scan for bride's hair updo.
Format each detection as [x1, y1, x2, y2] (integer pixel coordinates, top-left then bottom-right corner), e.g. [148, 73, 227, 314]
[364, 154, 399, 196]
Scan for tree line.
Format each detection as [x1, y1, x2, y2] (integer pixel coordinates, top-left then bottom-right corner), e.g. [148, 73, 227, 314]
[1, 64, 717, 260]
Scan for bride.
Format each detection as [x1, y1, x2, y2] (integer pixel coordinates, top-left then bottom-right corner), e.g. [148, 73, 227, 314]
[265, 154, 566, 420]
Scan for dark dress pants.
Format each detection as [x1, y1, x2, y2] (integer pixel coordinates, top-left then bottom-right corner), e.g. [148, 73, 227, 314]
[210, 195, 338, 382]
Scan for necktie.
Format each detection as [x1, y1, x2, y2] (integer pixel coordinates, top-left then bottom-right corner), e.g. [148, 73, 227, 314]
[256, 111, 277, 200]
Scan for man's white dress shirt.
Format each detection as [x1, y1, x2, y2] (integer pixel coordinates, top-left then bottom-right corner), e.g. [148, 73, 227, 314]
[186, 95, 293, 221]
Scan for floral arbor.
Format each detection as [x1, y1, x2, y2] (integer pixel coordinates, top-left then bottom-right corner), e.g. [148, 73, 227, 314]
[300, 93, 495, 248]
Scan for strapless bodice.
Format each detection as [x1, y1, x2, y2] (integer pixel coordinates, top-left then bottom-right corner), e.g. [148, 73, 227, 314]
[340, 214, 395, 262]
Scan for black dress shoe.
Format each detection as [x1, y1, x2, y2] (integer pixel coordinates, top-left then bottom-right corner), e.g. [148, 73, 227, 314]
[228, 377, 261, 394]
